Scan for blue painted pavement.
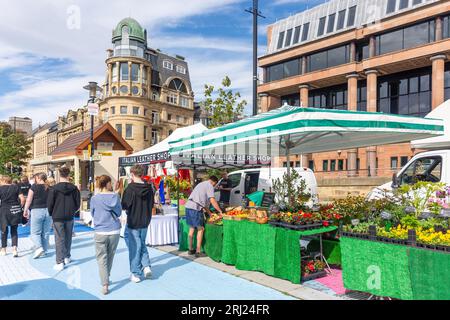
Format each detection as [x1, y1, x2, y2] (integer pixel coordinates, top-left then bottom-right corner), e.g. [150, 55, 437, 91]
[1, 230, 294, 300]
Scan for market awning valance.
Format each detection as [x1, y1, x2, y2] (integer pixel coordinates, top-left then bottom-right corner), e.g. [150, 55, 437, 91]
[169, 106, 444, 166]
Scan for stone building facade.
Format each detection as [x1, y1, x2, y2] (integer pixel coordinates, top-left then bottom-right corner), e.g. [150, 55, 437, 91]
[99, 18, 195, 152]
[8, 117, 32, 136]
[258, 0, 450, 180]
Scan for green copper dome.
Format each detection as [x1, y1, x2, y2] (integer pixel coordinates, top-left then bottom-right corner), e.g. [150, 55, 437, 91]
[112, 17, 146, 42]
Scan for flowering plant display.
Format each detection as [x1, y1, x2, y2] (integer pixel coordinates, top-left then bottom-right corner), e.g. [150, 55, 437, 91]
[301, 259, 326, 275]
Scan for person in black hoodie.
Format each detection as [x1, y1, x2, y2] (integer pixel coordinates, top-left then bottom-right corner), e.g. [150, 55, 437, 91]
[47, 167, 80, 271]
[121, 165, 154, 283]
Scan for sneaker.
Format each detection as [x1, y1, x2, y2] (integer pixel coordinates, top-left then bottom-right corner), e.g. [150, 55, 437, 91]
[130, 274, 141, 283]
[64, 257, 71, 265]
[102, 285, 109, 295]
[188, 249, 196, 255]
[12, 249, 18, 258]
[53, 263, 65, 271]
[0, 249, 6, 256]
[143, 266, 152, 279]
[33, 247, 45, 259]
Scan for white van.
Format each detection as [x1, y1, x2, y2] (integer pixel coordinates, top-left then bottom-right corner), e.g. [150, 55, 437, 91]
[368, 100, 450, 200]
[215, 167, 318, 207]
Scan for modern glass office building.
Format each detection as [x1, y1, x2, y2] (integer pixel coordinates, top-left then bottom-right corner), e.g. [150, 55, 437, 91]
[258, 0, 450, 178]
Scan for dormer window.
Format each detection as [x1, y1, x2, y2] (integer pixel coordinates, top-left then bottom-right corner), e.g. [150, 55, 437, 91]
[163, 60, 173, 70]
[176, 65, 186, 74]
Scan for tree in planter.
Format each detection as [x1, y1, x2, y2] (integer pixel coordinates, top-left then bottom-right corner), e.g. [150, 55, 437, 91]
[397, 181, 445, 217]
[201, 76, 247, 129]
[272, 169, 311, 212]
[0, 122, 31, 179]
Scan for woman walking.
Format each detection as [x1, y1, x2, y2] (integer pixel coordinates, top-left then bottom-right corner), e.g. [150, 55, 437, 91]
[90, 175, 122, 295]
[0, 175, 25, 257]
[23, 173, 51, 259]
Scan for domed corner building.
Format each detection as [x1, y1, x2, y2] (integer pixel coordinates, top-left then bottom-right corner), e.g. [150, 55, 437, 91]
[99, 17, 195, 153]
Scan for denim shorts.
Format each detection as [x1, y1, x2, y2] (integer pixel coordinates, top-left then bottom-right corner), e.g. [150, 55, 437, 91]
[185, 208, 205, 228]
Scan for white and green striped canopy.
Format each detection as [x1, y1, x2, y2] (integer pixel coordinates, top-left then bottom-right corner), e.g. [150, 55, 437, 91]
[169, 106, 444, 168]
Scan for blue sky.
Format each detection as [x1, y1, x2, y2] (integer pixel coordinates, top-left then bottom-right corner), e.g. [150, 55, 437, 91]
[0, 0, 325, 126]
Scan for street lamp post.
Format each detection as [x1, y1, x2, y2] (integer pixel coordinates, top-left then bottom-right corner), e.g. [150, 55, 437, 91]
[83, 81, 102, 208]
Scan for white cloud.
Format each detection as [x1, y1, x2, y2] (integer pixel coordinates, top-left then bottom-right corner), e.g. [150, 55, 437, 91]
[0, 0, 255, 125]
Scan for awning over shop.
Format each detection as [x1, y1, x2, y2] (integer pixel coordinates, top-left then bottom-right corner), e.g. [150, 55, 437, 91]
[119, 123, 208, 167]
[169, 105, 444, 168]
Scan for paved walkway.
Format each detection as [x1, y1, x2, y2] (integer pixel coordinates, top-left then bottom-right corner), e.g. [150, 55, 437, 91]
[0, 225, 342, 300]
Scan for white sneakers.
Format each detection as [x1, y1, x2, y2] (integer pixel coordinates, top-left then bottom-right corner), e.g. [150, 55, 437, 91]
[33, 247, 45, 259]
[64, 257, 71, 265]
[130, 274, 142, 283]
[0, 249, 6, 256]
[53, 263, 64, 271]
[143, 266, 152, 279]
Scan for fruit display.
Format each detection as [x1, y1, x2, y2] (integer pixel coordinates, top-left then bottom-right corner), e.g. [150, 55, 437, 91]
[223, 206, 249, 220]
[208, 213, 223, 226]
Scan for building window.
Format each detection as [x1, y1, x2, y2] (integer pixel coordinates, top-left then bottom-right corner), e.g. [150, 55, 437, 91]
[151, 129, 158, 144]
[292, 26, 301, 44]
[357, 80, 367, 111]
[103, 109, 109, 121]
[308, 160, 314, 171]
[285, 28, 293, 47]
[167, 93, 178, 105]
[445, 63, 450, 101]
[330, 160, 336, 171]
[152, 111, 159, 125]
[282, 161, 294, 168]
[376, 20, 435, 56]
[399, 0, 409, 10]
[277, 31, 285, 49]
[144, 108, 148, 117]
[169, 78, 188, 93]
[308, 45, 350, 72]
[120, 85, 128, 94]
[176, 115, 181, 122]
[152, 91, 159, 101]
[356, 41, 370, 61]
[110, 106, 115, 114]
[176, 65, 186, 74]
[386, 0, 397, 14]
[168, 114, 172, 121]
[308, 84, 348, 110]
[131, 63, 140, 82]
[338, 159, 344, 171]
[120, 106, 127, 114]
[180, 96, 189, 108]
[412, 0, 422, 5]
[125, 124, 133, 139]
[322, 160, 328, 172]
[163, 60, 173, 70]
[112, 64, 118, 82]
[347, 6, 356, 27]
[295, 161, 300, 167]
[401, 156, 409, 166]
[281, 93, 300, 107]
[327, 13, 336, 33]
[132, 106, 139, 115]
[378, 67, 431, 117]
[265, 58, 300, 82]
[391, 157, 399, 169]
[144, 126, 148, 140]
[301, 23, 310, 42]
[120, 62, 129, 81]
[444, 15, 450, 39]
[115, 124, 122, 136]
[317, 17, 326, 37]
[336, 10, 346, 30]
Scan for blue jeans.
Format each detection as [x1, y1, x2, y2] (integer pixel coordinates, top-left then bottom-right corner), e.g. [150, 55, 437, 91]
[30, 208, 52, 252]
[124, 225, 151, 277]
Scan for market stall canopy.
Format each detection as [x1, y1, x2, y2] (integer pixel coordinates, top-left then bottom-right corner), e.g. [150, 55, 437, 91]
[411, 99, 450, 150]
[169, 105, 444, 168]
[119, 123, 208, 166]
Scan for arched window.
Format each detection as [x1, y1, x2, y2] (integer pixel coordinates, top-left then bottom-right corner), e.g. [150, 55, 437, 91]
[168, 78, 187, 93]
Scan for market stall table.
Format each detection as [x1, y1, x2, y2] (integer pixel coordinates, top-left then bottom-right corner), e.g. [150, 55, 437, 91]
[145, 213, 179, 246]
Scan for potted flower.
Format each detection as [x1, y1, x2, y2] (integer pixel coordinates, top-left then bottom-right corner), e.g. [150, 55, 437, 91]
[301, 259, 327, 281]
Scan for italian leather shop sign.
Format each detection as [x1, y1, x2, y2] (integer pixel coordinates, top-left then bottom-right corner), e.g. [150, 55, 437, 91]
[119, 151, 171, 166]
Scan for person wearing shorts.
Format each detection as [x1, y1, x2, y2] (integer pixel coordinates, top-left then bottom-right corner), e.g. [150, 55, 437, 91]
[185, 176, 222, 258]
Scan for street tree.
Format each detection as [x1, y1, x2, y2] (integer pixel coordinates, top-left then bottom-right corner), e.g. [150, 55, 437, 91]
[201, 76, 247, 129]
[0, 122, 31, 178]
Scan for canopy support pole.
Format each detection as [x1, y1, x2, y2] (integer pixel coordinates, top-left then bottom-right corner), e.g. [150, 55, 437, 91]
[176, 165, 180, 241]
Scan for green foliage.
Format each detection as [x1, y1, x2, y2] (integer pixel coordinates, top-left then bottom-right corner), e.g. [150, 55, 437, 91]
[272, 169, 311, 212]
[0, 122, 31, 178]
[201, 76, 247, 129]
[397, 181, 445, 217]
[333, 195, 370, 224]
[165, 176, 192, 200]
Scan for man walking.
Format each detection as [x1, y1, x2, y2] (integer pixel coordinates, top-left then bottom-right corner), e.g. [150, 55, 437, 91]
[47, 167, 80, 271]
[185, 176, 222, 257]
[121, 165, 154, 283]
